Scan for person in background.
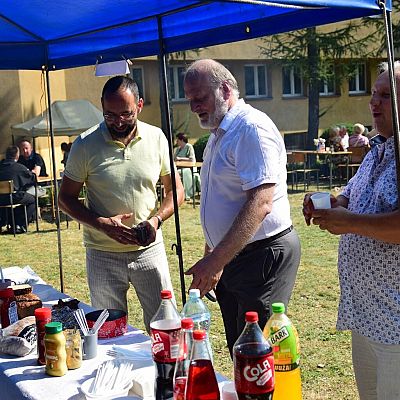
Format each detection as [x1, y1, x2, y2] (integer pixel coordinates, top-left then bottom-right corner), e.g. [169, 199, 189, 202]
[174, 132, 199, 201]
[303, 62, 400, 400]
[349, 123, 370, 147]
[328, 126, 342, 151]
[60, 142, 70, 168]
[338, 126, 350, 151]
[0, 146, 36, 233]
[183, 59, 301, 354]
[58, 75, 184, 332]
[17, 139, 47, 177]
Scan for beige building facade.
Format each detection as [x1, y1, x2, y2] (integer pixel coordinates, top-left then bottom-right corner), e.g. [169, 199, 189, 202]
[0, 30, 382, 169]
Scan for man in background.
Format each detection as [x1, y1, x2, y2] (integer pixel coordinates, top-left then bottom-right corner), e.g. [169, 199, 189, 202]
[59, 76, 184, 331]
[0, 145, 36, 233]
[18, 139, 47, 177]
[183, 59, 301, 354]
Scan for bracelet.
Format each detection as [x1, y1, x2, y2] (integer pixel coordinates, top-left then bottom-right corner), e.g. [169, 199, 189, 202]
[154, 215, 163, 229]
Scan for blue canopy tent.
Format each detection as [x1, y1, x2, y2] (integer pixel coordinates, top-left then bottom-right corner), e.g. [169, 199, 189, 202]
[0, 0, 395, 301]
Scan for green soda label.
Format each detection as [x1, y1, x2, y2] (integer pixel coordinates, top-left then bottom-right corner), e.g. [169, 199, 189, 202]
[269, 324, 300, 371]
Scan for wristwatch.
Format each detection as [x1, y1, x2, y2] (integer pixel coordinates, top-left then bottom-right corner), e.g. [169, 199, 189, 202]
[154, 215, 163, 229]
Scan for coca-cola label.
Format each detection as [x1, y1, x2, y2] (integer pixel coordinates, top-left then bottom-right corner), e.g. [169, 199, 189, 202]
[234, 352, 275, 395]
[150, 326, 181, 363]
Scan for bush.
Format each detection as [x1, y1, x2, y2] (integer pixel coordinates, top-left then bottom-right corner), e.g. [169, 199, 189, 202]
[193, 134, 210, 162]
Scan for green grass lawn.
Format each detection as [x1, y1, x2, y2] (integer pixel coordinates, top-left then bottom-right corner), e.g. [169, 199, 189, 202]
[0, 188, 357, 399]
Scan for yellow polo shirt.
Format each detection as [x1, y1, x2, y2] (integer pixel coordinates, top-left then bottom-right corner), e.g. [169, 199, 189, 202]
[64, 120, 171, 252]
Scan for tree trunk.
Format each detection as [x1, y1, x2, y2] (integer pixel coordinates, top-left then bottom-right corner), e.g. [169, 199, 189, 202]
[307, 28, 320, 150]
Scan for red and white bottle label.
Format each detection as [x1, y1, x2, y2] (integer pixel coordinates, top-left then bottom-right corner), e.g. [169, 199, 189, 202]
[150, 321, 181, 363]
[235, 353, 275, 395]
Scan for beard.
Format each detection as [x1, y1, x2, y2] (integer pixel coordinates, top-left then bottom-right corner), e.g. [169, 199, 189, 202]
[199, 89, 229, 130]
[106, 121, 136, 139]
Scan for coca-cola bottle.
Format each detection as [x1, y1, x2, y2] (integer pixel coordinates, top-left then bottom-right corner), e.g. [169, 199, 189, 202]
[150, 290, 182, 400]
[186, 329, 220, 400]
[173, 318, 194, 400]
[233, 311, 274, 400]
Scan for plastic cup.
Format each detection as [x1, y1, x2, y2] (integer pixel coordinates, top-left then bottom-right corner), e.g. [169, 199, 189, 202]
[311, 192, 331, 209]
[82, 332, 98, 360]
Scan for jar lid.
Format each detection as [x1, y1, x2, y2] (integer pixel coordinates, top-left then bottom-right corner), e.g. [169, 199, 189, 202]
[0, 288, 14, 298]
[35, 307, 52, 319]
[45, 321, 63, 334]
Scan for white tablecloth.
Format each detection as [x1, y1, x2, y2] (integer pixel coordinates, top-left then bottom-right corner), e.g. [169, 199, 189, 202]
[0, 267, 151, 400]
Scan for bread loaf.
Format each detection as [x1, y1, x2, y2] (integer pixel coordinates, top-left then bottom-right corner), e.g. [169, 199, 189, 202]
[15, 292, 42, 319]
[0, 316, 36, 356]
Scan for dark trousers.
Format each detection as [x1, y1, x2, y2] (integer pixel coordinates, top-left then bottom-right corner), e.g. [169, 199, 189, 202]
[215, 228, 301, 356]
[0, 192, 36, 228]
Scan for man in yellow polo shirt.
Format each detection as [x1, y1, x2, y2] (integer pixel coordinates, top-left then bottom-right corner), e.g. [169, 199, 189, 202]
[58, 76, 184, 331]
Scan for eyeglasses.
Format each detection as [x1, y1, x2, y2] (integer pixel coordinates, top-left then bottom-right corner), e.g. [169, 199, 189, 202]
[103, 111, 135, 122]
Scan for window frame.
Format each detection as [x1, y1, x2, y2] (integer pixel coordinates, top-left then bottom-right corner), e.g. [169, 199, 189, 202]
[130, 65, 145, 100]
[348, 63, 367, 94]
[244, 64, 269, 98]
[282, 66, 304, 97]
[168, 65, 186, 101]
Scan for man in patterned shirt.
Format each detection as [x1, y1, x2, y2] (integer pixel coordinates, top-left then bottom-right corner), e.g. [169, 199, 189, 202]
[303, 63, 400, 400]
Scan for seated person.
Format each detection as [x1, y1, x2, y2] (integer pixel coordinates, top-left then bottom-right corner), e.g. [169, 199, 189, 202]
[349, 123, 370, 147]
[174, 133, 200, 201]
[18, 139, 48, 177]
[0, 146, 36, 233]
[328, 126, 342, 152]
[338, 126, 349, 151]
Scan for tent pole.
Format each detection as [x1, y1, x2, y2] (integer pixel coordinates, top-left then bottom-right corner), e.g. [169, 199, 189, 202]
[43, 66, 65, 293]
[380, 1, 400, 205]
[157, 16, 186, 305]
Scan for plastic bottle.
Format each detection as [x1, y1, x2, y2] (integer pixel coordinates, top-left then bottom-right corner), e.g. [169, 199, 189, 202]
[150, 290, 182, 400]
[181, 289, 212, 359]
[44, 321, 67, 377]
[34, 307, 52, 365]
[233, 311, 274, 400]
[263, 302, 302, 400]
[173, 318, 194, 400]
[0, 287, 18, 328]
[186, 329, 220, 400]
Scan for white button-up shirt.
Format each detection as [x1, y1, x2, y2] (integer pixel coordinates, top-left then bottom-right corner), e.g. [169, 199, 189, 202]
[200, 99, 292, 249]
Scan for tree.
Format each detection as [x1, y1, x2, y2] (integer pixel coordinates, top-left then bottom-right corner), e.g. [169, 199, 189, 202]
[260, 22, 381, 149]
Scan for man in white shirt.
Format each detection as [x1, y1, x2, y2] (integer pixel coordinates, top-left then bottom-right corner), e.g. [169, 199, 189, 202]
[184, 59, 301, 353]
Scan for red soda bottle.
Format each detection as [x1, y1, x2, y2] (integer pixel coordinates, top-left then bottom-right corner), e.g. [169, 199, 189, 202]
[173, 318, 194, 400]
[186, 329, 220, 400]
[150, 290, 181, 400]
[233, 311, 274, 400]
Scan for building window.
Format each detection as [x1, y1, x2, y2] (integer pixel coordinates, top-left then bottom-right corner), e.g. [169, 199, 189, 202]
[245, 64, 268, 97]
[130, 66, 145, 100]
[349, 63, 366, 94]
[282, 66, 303, 97]
[319, 66, 336, 96]
[168, 65, 186, 101]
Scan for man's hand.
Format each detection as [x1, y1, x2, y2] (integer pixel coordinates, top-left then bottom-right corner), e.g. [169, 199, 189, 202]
[185, 255, 224, 298]
[97, 213, 138, 245]
[303, 192, 316, 226]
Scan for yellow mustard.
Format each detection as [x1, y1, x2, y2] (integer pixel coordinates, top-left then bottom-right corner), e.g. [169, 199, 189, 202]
[44, 322, 68, 377]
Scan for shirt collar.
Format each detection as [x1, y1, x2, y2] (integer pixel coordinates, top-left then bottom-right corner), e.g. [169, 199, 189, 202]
[101, 121, 142, 147]
[212, 98, 244, 136]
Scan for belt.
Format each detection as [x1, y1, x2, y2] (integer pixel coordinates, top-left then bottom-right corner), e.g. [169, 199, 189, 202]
[239, 225, 293, 256]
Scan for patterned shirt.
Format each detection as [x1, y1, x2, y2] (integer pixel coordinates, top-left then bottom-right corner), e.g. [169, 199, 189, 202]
[337, 136, 400, 344]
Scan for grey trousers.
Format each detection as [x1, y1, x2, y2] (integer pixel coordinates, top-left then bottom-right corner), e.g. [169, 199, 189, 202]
[215, 228, 301, 355]
[86, 242, 174, 332]
[352, 331, 400, 400]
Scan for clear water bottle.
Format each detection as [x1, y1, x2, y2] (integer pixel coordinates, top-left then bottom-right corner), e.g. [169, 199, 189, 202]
[150, 290, 182, 400]
[173, 318, 194, 400]
[186, 330, 220, 400]
[181, 289, 212, 359]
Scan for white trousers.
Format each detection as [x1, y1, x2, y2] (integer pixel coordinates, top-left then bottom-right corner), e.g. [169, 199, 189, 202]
[86, 242, 174, 332]
[352, 331, 400, 400]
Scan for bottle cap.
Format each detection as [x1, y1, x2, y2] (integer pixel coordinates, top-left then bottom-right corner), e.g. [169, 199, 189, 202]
[272, 302, 285, 313]
[0, 288, 14, 298]
[188, 289, 200, 299]
[160, 290, 172, 299]
[245, 311, 258, 322]
[45, 321, 63, 334]
[35, 308, 52, 319]
[193, 329, 207, 340]
[181, 318, 194, 329]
